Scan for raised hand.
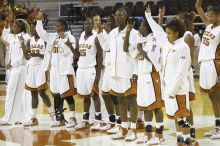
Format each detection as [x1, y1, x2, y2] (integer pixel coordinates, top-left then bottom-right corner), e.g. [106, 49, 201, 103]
[37, 10, 44, 20]
[145, 5, 151, 14]
[126, 21, 135, 33]
[65, 38, 72, 48]
[159, 6, 165, 16]
[18, 34, 25, 45]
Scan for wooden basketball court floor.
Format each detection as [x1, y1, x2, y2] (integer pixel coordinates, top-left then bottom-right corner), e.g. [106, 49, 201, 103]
[0, 79, 220, 146]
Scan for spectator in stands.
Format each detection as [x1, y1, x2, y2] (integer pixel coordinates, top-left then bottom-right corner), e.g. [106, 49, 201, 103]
[14, 3, 29, 19]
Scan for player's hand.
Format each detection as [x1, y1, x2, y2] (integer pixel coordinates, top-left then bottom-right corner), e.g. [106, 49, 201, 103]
[65, 38, 72, 48]
[159, 6, 165, 16]
[145, 5, 151, 14]
[18, 34, 25, 45]
[131, 74, 138, 82]
[59, 31, 65, 39]
[37, 10, 44, 20]
[126, 21, 135, 33]
[6, 63, 12, 70]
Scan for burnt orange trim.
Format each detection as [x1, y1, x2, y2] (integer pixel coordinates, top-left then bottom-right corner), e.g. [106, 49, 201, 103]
[25, 84, 38, 91]
[189, 92, 196, 101]
[61, 75, 77, 98]
[200, 83, 220, 93]
[174, 95, 190, 119]
[102, 91, 111, 96]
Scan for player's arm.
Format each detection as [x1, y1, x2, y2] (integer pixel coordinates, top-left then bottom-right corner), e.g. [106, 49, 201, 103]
[195, 0, 209, 26]
[19, 36, 30, 60]
[158, 6, 165, 27]
[94, 37, 103, 85]
[184, 34, 195, 63]
[137, 43, 151, 62]
[123, 22, 135, 52]
[65, 38, 79, 59]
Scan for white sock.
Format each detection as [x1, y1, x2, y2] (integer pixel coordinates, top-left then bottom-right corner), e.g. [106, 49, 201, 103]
[176, 132, 183, 136]
[122, 122, 128, 129]
[130, 122, 136, 129]
[69, 111, 75, 117]
[127, 111, 131, 118]
[183, 134, 190, 141]
[47, 106, 54, 113]
[32, 108, 37, 118]
[144, 121, 152, 127]
[156, 122, 163, 129]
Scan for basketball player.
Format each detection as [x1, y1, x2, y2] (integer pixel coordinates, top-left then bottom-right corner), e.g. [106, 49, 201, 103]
[97, 7, 139, 141]
[74, 18, 103, 130]
[97, 14, 122, 132]
[134, 18, 165, 145]
[159, 7, 197, 139]
[22, 22, 54, 127]
[145, 7, 197, 145]
[196, 0, 220, 139]
[0, 18, 30, 125]
[36, 11, 78, 128]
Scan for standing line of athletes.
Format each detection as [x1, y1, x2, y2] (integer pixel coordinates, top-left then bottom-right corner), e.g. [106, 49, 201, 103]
[1, 0, 220, 145]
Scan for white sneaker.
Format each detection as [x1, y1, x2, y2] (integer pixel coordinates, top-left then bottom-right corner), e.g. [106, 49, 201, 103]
[136, 135, 149, 144]
[107, 125, 120, 134]
[66, 117, 77, 128]
[111, 129, 125, 140]
[100, 123, 112, 131]
[204, 128, 219, 136]
[146, 137, 165, 145]
[23, 118, 39, 127]
[75, 121, 90, 130]
[50, 120, 65, 127]
[91, 122, 101, 131]
[210, 130, 220, 139]
[125, 130, 137, 142]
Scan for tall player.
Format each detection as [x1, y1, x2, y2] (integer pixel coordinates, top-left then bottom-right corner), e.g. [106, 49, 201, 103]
[36, 11, 78, 128]
[97, 14, 122, 132]
[97, 7, 139, 141]
[74, 18, 103, 130]
[135, 19, 165, 145]
[0, 18, 30, 125]
[145, 7, 199, 146]
[23, 22, 54, 127]
[196, 0, 220, 139]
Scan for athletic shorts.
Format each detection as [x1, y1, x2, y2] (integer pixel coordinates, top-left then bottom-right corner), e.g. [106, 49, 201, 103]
[50, 67, 77, 98]
[25, 64, 48, 91]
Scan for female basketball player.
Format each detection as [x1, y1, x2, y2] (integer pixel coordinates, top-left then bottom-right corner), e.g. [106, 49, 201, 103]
[36, 11, 78, 128]
[145, 6, 198, 145]
[74, 18, 103, 130]
[97, 7, 139, 141]
[22, 22, 54, 127]
[0, 18, 30, 125]
[134, 18, 165, 145]
[98, 14, 122, 132]
[196, 0, 220, 139]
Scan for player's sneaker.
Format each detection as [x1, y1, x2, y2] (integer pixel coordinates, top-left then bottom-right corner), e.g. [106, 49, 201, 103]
[136, 133, 152, 144]
[91, 122, 102, 131]
[66, 117, 77, 128]
[50, 120, 65, 127]
[204, 128, 219, 136]
[210, 130, 220, 139]
[112, 128, 128, 140]
[23, 118, 39, 127]
[125, 130, 137, 142]
[146, 136, 165, 145]
[75, 121, 90, 130]
[107, 125, 120, 134]
[100, 123, 114, 131]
